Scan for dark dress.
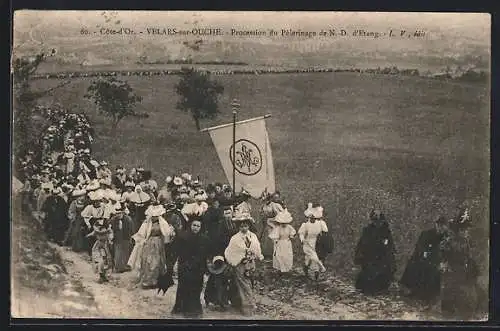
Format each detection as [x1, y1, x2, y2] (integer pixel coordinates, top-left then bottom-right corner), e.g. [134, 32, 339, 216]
[130, 201, 150, 233]
[354, 220, 396, 295]
[41, 195, 69, 244]
[202, 206, 224, 247]
[400, 228, 444, 302]
[202, 208, 232, 309]
[65, 200, 89, 252]
[171, 230, 210, 318]
[204, 258, 231, 309]
[110, 214, 134, 273]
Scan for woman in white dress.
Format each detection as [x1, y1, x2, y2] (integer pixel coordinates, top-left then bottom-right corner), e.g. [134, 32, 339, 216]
[297, 203, 328, 281]
[268, 209, 296, 274]
[224, 211, 264, 316]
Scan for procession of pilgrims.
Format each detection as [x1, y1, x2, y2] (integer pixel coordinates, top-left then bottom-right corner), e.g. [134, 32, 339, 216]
[16, 106, 484, 319]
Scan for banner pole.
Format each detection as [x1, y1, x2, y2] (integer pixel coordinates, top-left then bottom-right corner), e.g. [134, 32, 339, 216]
[231, 99, 240, 201]
[232, 109, 236, 198]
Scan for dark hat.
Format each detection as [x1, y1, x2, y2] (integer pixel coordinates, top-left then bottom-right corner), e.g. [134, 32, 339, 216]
[165, 202, 177, 211]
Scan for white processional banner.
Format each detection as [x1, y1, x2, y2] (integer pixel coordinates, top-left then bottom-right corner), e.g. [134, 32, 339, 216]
[207, 117, 275, 198]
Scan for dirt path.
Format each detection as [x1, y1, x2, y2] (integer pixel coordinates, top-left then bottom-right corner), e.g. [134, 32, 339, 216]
[56, 246, 372, 320]
[53, 244, 451, 321]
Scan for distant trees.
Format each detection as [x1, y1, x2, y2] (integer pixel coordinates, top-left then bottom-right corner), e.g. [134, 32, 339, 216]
[174, 67, 225, 130]
[84, 76, 146, 132]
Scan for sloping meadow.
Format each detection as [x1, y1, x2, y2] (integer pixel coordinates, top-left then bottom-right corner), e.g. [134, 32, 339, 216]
[32, 72, 490, 280]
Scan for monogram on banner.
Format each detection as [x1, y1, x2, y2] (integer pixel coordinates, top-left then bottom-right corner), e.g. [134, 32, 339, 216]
[229, 139, 263, 176]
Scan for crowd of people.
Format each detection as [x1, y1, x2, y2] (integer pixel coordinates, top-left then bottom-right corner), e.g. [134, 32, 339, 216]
[15, 106, 485, 319]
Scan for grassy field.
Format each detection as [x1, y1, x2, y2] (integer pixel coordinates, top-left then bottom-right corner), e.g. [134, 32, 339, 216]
[32, 72, 490, 280]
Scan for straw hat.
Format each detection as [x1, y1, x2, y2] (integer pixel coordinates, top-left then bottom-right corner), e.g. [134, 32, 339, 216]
[181, 173, 192, 181]
[166, 176, 173, 184]
[207, 256, 228, 275]
[232, 211, 255, 223]
[88, 190, 103, 201]
[274, 209, 293, 224]
[72, 189, 87, 197]
[312, 206, 324, 219]
[86, 180, 100, 191]
[194, 191, 208, 202]
[147, 204, 166, 217]
[125, 181, 135, 188]
[304, 203, 315, 218]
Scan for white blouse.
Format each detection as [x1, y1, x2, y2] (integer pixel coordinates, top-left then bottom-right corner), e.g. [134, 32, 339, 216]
[224, 231, 264, 266]
[298, 220, 328, 244]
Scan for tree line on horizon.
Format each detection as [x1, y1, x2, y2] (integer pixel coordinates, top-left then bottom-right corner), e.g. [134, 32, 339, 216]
[30, 65, 489, 83]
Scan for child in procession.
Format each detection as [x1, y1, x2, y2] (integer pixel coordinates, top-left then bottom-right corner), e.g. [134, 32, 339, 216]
[268, 209, 296, 275]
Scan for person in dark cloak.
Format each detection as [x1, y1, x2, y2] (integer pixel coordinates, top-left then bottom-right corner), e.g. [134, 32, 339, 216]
[41, 186, 69, 245]
[204, 255, 231, 311]
[109, 204, 134, 273]
[201, 199, 234, 310]
[354, 209, 396, 295]
[163, 202, 185, 277]
[170, 219, 210, 318]
[202, 198, 224, 241]
[440, 207, 482, 320]
[400, 216, 449, 305]
[64, 189, 89, 252]
[218, 186, 234, 210]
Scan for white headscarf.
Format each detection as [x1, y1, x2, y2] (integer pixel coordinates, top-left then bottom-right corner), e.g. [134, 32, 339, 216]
[129, 185, 151, 204]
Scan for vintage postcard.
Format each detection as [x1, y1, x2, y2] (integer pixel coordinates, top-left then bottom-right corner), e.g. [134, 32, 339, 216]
[11, 11, 490, 321]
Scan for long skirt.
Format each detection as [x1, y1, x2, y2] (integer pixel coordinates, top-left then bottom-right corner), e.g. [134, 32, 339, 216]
[204, 273, 230, 308]
[258, 221, 274, 259]
[400, 258, 441, 303]
[355, 262, 393, 295]
[92, 240, 112, 276]
[273, 239, 293, 272]
[172, 264, 205, 317]
[69, 217, 90, 253]
[113, 239, 132, 273]
[229, 262, 256, 316]
[303, 240, 326, 277]
[139, 236, 166, 288]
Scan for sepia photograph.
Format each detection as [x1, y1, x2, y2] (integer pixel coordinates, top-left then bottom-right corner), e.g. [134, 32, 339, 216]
[10, 11, 490, 321]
